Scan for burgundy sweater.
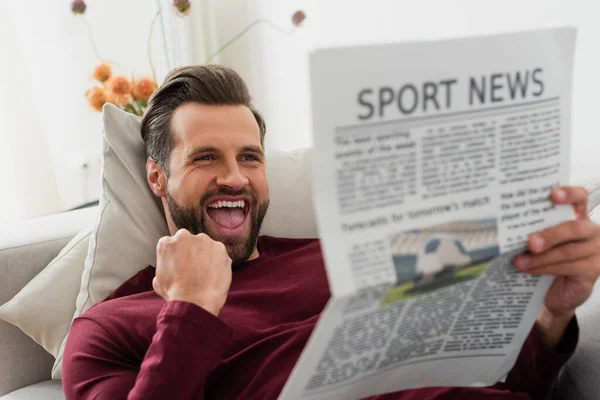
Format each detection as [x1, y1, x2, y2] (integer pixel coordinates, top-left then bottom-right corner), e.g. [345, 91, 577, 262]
[62, 236, 577, 400]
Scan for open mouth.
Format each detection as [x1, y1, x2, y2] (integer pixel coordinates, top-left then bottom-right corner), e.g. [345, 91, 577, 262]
[205, 197, 251, 236]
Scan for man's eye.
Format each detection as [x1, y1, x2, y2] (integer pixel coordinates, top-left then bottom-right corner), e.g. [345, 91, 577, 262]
[241, 155, 258, 161]
[195, 155, 215, 161]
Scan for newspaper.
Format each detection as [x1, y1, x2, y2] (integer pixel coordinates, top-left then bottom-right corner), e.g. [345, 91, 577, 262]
[278, 28, 577, 400]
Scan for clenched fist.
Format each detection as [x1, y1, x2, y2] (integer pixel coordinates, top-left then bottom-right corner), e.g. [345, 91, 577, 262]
[153, 229, 232, 316]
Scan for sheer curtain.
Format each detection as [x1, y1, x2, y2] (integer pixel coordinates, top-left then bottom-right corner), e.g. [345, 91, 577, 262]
[158, 0, 220, 72]
[0, 0, 226, 222]
[0, 4, 62, 221]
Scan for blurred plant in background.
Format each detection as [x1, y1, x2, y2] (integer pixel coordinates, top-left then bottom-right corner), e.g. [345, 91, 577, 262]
[172, 0, 191, 16]
[85, 63, 157, 116]
[72, 0, 305, 116]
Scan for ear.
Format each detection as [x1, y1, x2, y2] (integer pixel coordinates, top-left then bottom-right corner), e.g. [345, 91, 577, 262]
[146, 157, 167, 197]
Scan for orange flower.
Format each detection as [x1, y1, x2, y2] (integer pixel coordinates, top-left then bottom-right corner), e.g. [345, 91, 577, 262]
[85, 86, 106, 111]
[92, 63, 112, 83]
[105, 75, 132, 97]
[132, 77, 157, 100]
[104, 90, 130, 107]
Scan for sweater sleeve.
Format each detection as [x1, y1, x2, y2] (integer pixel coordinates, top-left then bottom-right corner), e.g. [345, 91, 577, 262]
[493, 316, 579, 399]
[62, 301, 233, 400]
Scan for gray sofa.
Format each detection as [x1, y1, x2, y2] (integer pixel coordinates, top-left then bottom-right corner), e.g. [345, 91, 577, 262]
[1, 202, 600, 399]
[0, 207, 96, 399]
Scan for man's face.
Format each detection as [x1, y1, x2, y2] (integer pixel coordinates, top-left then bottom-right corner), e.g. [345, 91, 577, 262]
[160, 103, 269, 266]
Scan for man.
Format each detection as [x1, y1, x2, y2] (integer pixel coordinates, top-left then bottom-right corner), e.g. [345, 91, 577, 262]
[62, 65, 600, 400]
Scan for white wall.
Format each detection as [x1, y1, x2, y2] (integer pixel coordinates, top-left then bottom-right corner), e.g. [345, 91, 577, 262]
[3, 0, 599, 220]
[0, 0, 264, 219]
[248, 0, 600, 181]
[0, 0, 166, 218]
[0, 0, 262, 220]
[0, 9, 62, 220]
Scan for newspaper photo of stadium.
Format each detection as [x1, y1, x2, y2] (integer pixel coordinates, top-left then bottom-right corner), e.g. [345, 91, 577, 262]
[382, 218, 499, 305]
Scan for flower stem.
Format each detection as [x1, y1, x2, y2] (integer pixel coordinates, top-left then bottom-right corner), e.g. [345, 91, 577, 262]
[205, 18, 294, 63]
[147, 4, 164, 84]
[131, 100, 143, 116]
[80, 17, 119, 66]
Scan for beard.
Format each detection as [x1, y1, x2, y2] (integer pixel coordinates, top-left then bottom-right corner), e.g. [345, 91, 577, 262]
[165, 186, 269, 269]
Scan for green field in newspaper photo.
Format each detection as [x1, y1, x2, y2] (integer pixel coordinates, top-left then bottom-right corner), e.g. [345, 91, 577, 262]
[382, 218, 499, 306]
[382, 260, 490, 304]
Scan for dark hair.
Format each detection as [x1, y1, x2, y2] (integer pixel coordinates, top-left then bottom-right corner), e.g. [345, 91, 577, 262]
[140, 64, 266, 174]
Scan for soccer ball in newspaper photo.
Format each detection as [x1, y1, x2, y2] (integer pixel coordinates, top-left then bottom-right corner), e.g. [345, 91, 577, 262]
[382, 218, 500, 305]
[413, 234, 471, 286]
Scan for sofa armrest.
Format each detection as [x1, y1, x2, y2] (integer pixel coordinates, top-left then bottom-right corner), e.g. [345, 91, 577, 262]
[552, 339, 600, 399]
[0, 207, 97, 397]
[549, 278, 600, 400]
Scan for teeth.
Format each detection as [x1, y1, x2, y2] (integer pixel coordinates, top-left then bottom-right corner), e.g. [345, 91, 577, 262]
[208, 200, 246, 208]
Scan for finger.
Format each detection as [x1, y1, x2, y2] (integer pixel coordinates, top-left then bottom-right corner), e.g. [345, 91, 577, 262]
[519, 256, 600, 278]
[550, 186, 589, 220]
[550, 186, 588, 206]
[527, 219, 598, 254]
[513, 237, 600, 270]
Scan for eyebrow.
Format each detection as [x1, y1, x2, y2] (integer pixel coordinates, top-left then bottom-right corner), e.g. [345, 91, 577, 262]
[186, 146, 217, 161]
[240, 145, 265, 158]
[185, 145, 265, 161]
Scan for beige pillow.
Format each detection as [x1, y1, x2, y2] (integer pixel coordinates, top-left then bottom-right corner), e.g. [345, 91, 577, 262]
[0, 227, 92, 358]
[52, 105, 168, 378]
[52, 104, 317, 378]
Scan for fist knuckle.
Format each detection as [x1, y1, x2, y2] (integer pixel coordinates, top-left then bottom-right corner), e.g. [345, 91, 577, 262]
[177, 229, 191, 238]
[156, 237, 170, 252]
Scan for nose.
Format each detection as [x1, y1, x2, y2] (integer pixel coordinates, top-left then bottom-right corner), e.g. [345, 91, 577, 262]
[216, 160, 249, 191]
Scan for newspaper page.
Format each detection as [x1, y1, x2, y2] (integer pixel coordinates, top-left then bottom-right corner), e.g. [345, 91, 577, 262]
[278, 28, 577, 400]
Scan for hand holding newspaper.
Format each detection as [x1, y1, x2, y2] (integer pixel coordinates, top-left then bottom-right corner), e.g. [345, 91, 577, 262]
[279, 28, 577, 400]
